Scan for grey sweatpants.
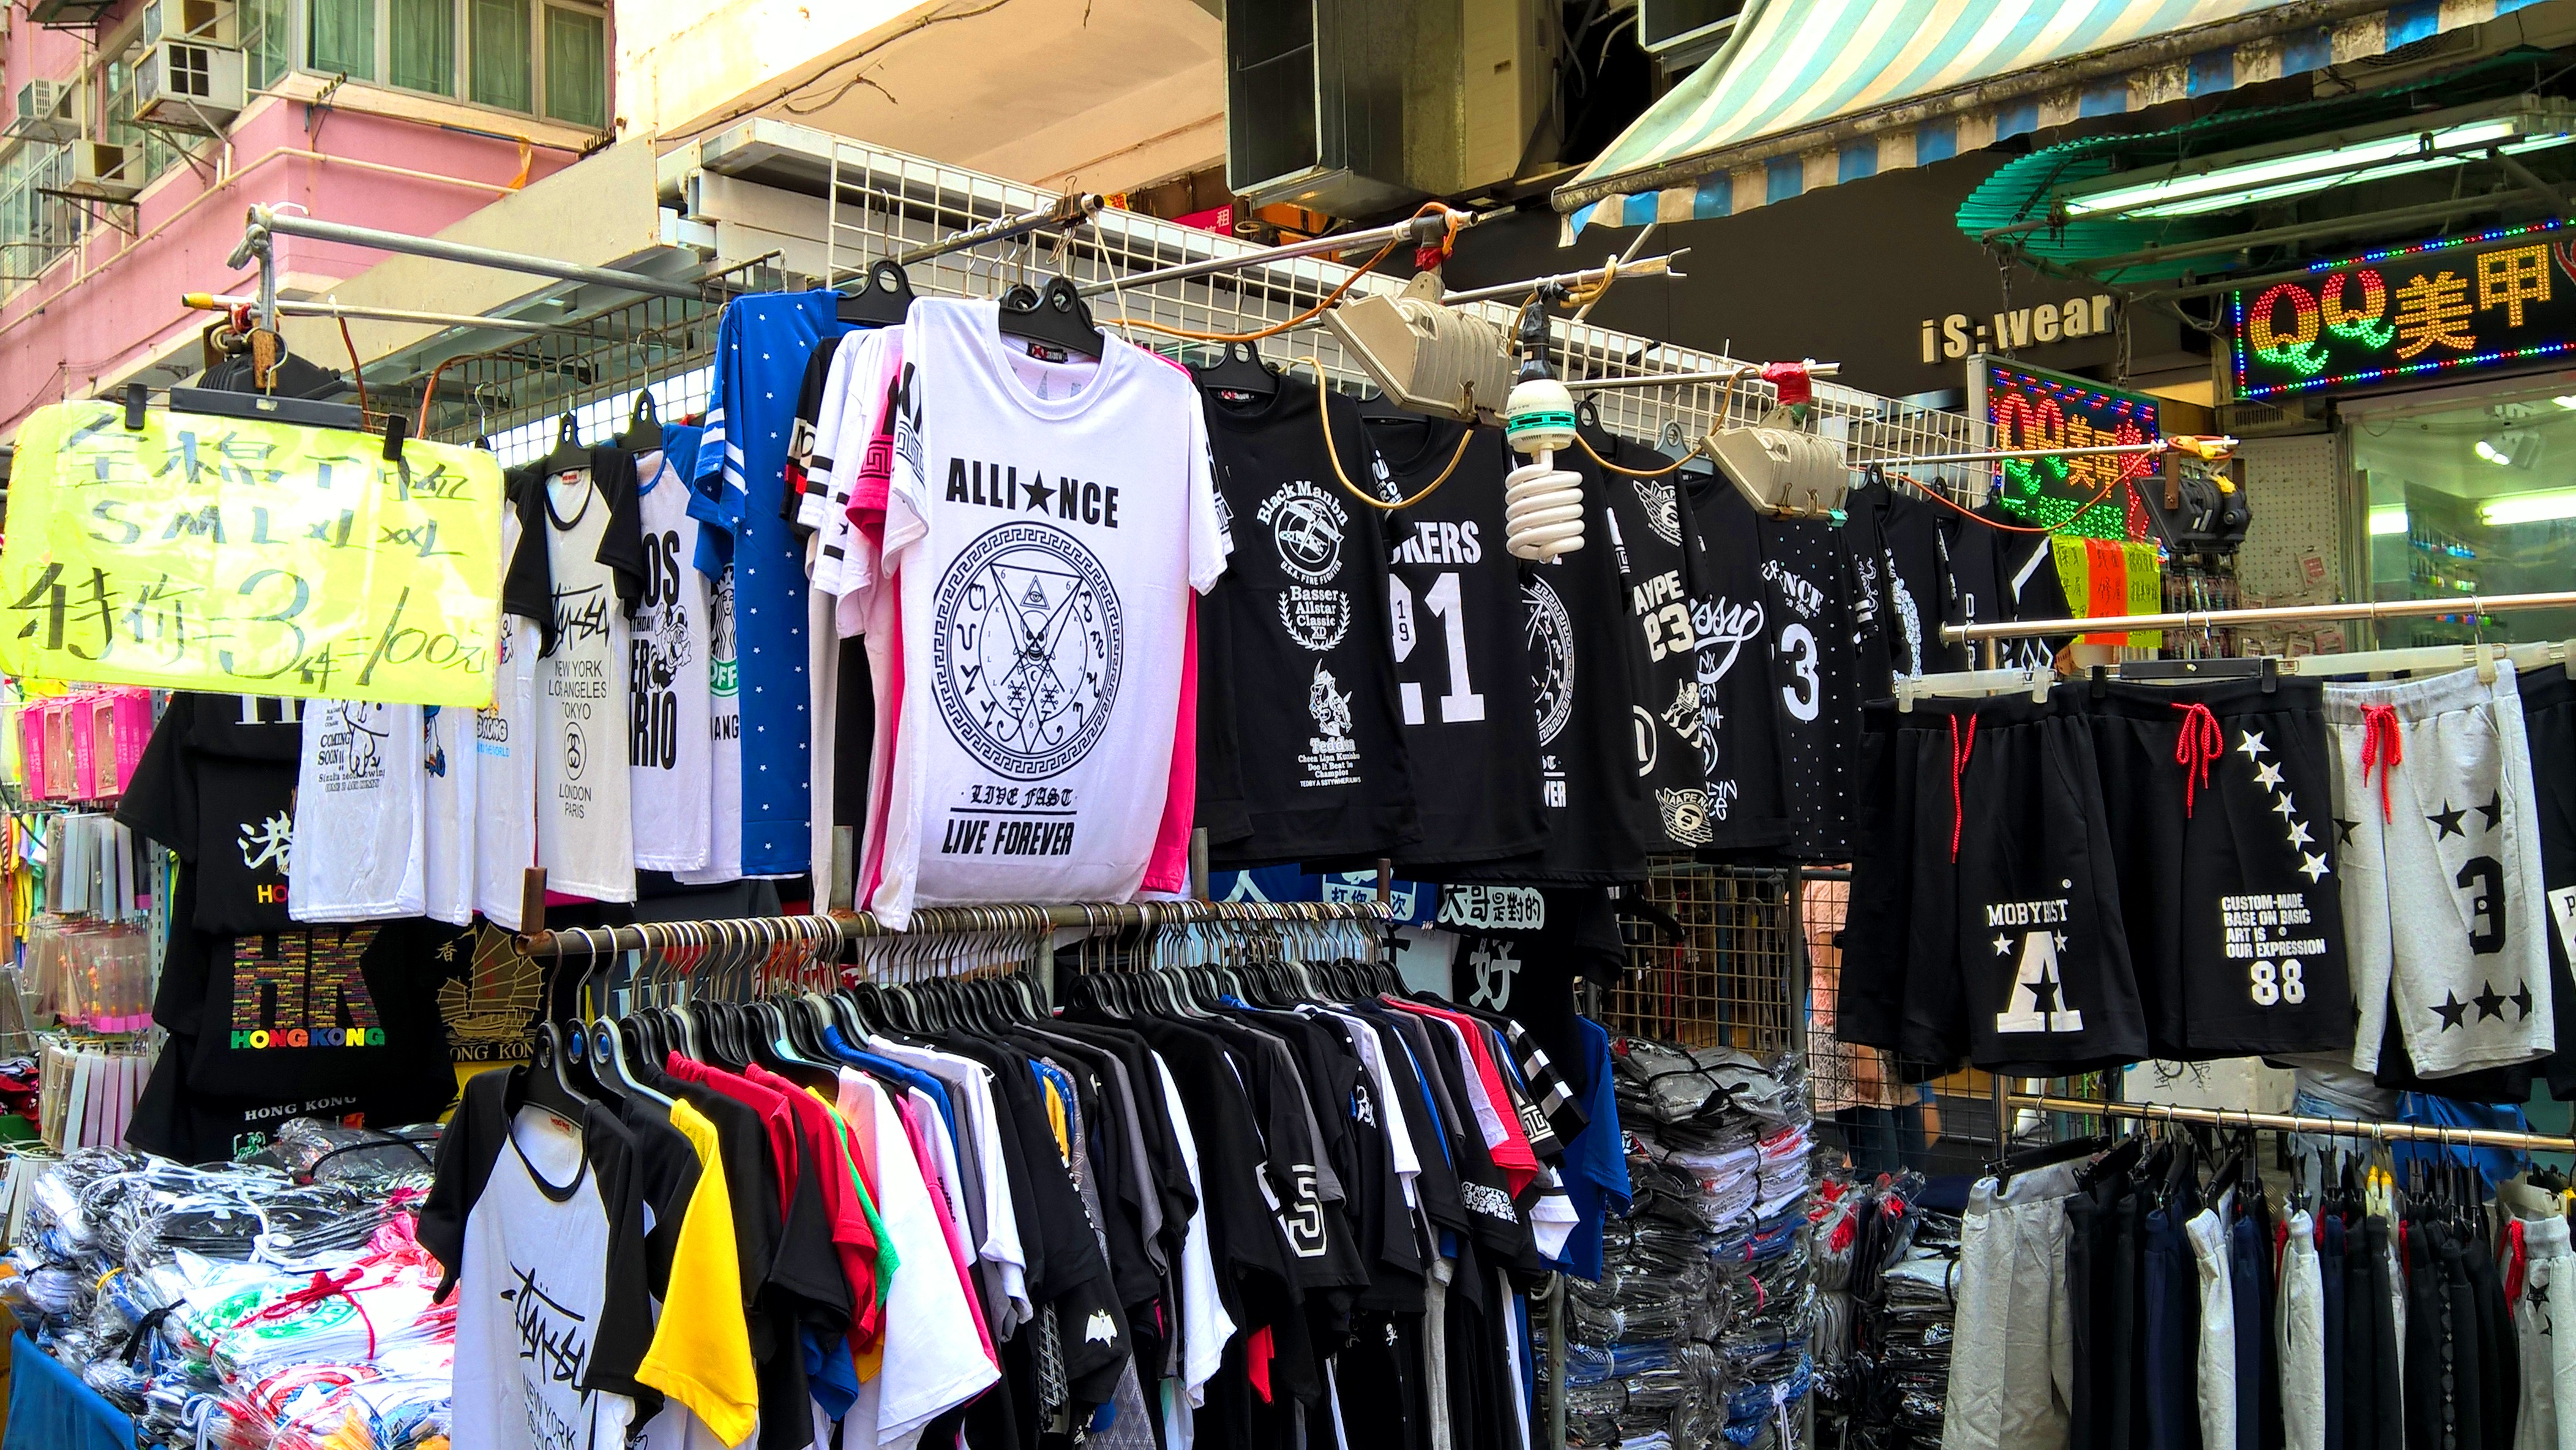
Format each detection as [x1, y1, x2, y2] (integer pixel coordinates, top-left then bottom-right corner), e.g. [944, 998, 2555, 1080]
[2520, 1214, 2576, 1450]
[2279, 1211, 2325, 1450]
[2326, 661, 2553, 1076]
[1943, 1162, 2080, 1450]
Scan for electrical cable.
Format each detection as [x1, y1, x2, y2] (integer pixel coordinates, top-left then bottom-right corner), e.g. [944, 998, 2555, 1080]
[335, 313, 369, 420]
[1286, 359, 1477, 512]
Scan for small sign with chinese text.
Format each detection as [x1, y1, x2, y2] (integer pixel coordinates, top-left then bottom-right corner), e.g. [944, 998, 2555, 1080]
[2231, 222, 2576, 399]
[0, 402, 506, 705]
[1966, 357, 2160, 541]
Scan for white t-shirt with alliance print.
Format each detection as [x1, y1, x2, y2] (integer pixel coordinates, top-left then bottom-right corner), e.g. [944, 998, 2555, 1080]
[870, 299, 1226, 926]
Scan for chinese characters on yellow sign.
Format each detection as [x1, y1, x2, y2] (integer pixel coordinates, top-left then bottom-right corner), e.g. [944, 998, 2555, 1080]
[2233, 227, 2576, 399]
[0, 402, 506, 706]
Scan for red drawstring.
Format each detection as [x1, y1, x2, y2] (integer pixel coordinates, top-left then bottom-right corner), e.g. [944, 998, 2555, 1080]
[241, 1266, 378, 1359]
[2360, 703, 2403, 823]
[1947, 713, 1979, 862]
[2172, 702, 2224, 818]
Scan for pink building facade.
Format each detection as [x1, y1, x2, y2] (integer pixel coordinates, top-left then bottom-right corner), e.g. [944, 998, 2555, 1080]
[0, 0, 605, 441]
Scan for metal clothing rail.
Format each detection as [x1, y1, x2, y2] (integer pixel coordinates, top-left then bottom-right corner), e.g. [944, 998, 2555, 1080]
[2010, 1094, 2576, 1153]
[1069, 207, 1500, 299]
[888, 192, 1103, 269]
[235, 203, 709, 318]
[1942, 588, 2576, 646]
[519, 897, 1396, 961]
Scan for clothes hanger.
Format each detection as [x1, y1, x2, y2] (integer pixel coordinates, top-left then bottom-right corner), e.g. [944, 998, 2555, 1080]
[1193, 340, 1279, 399]
[839, 258, 916, 326]
[537, 411, 588, 476]
[594, 1016, 675, 1107]
[994, 273, 1103, 360]
[616, 389, 663, 454]
[521, 1021, 593, 1124]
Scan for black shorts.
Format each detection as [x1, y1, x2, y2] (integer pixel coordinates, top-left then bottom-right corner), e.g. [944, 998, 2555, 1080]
[2518, 663, 2576, 1097]
[1906, 691, 2146, 1074]
[2084, 677, 2354, 1059]
[1839, 701, 1936, 1054]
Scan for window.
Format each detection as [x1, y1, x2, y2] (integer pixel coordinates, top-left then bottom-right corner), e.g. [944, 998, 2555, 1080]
[542, 4, 602, 127]
[309, 0, 378, 79]
[240, 0, 293, 90]
[467, 0, 529, 111]
[389, 0, 455, 95]
[0, 145, 81, 296]
[300, 0, 603, 124]
[101, 58, 182, 188]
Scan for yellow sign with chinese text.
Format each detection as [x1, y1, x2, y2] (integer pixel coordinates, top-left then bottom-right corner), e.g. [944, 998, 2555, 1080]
[0, 402, 506, 707]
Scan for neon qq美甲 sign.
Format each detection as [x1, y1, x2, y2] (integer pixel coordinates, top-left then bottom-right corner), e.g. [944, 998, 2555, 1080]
[2231, 220, 2576, 399]
[1975, 359, 2160, 541]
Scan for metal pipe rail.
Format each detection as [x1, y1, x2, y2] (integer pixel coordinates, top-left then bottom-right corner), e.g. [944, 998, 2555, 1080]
[891, 192, 1103, 269]
[2010, 1094, 2576, 1153]
[520, 897, 1395, 960]
[242, 204, 707, 302]
[1942, 588, 2576, 645]
[1072, 207, 1505, 299]
[182, 291, 555, 333]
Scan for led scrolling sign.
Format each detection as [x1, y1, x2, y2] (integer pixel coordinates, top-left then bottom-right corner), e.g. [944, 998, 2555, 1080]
[2231, 221, 2576, 399]
[1972, 359, 2160, 541]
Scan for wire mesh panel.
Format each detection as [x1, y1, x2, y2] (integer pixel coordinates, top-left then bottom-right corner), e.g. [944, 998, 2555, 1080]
[393, 122, 1995, 476]
[1601, 860, 1799, 1052]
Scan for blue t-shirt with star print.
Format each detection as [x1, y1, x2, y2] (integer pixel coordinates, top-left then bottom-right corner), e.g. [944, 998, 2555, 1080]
[691, 292, 852, 876]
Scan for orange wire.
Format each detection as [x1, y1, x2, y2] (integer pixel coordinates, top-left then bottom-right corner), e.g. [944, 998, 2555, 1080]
[1106, 203, 1466, 345]
[1898, 468, 2129, 535]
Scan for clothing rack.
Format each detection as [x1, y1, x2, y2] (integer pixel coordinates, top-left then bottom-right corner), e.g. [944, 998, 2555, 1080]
[1941, 588, 2576, 655]
[2009, 1093, 2576, 1154]
[517, 897, 1396, 963]
[885, 192, 1104, 270]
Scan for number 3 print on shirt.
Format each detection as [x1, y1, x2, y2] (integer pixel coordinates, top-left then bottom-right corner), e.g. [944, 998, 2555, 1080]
[1778, 620, 1821, 723]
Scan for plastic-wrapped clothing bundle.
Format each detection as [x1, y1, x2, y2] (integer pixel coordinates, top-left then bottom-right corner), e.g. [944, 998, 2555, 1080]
[0, 1132, 453, 1450]
[1813, 1171, 1963, 1450]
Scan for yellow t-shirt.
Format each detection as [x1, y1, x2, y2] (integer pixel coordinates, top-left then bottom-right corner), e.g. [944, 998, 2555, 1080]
[636, 1098, 760, 1446]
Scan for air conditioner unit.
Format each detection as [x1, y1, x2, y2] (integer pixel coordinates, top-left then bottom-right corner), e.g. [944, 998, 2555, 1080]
[1637, 0, 1743, 69]
[63, 140, 143, 201]
[135, 36, 244, 129]
[141, 0, 236, 47]
[9, 79, 80, 144]
[1224, 0, 1560, 216]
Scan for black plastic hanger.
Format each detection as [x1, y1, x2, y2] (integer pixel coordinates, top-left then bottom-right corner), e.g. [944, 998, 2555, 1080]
[519, 1023, 593, 1123]
[995, 274, 1102, 360]
[616, 390, 662, 454]
[1355, 389, 1419, 426]
[838, 259, 916, 326]
[537, 412, 588, 476]
[1194, 340, 1278, 399]
[1991, 1133, 2108, 1191]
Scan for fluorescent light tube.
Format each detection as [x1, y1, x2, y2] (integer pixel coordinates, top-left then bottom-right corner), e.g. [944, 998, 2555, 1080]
[2121, 134, 2575, 219]
[2481, 487, 2576, 525]
[2057, 103, 2576, 219]
[2368, 506, 2410, 535]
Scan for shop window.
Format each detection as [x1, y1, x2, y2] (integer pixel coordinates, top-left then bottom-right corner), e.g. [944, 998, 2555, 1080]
[2349, 386, 2576, 647]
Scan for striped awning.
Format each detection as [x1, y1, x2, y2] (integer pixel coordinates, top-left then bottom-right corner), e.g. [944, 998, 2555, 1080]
[1554, 0, 2555, 239]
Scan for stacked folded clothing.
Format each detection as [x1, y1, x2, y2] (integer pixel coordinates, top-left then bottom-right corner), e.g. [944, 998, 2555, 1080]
[1810, 1171, 1963, 1450]
[1562, 1042, 1817, 1450]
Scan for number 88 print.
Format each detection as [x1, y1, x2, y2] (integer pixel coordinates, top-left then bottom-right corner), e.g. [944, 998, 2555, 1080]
[2250, 958, 2307, 1006]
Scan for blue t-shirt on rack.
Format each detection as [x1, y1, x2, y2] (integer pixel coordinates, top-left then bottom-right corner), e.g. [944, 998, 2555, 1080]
[691, 294, 853, 875]
[1557, 1015, 1629, 1282]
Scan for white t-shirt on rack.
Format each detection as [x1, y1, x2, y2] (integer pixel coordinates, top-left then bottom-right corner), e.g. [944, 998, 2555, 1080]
[475, 601, 542, 930]
[629, 451, 714, 873]
[673, 559, 743, 886]
[536, 468, 637, 903]
[422, 702, 477, 926]
[868, 299, 1226, 926]
[290, 699, 425, 922]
